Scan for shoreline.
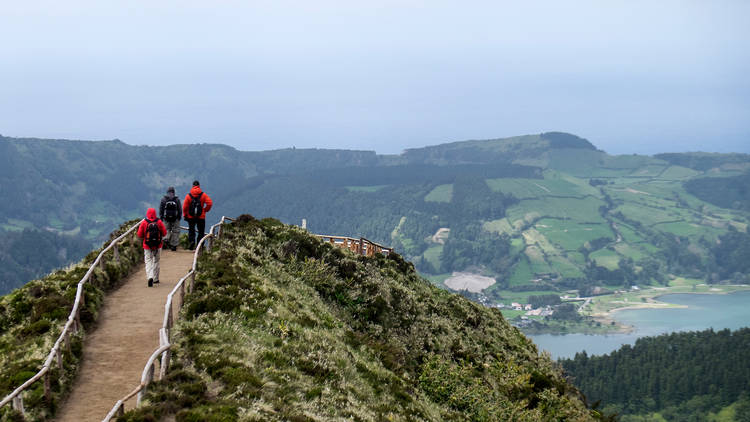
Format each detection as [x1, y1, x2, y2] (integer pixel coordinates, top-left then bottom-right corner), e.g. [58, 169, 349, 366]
[582, 286, 750, 334]
[596, 287, 750, 318]
[515, 285, 750, 336]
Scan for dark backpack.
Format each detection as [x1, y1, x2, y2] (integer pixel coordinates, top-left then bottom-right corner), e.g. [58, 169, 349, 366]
[189, 192, 203, 218]
[144, 218, 162, 249]
[164, 197, 179, 222]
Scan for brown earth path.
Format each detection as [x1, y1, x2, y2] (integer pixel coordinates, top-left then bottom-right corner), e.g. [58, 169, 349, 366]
[55, 249, 194, 422]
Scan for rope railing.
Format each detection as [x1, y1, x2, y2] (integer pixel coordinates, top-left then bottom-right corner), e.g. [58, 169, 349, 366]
[0, 214, 385, 420]
[315, 234, 393, 256]
[0, 221, 142, 417]
[103, 216, 235, 421]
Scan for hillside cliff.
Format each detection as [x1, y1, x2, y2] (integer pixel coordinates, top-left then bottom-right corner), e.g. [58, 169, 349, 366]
[120, 216, 604, 421]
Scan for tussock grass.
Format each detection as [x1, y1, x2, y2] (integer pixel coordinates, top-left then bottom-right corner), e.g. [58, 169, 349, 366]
[0, 220, 144, 421]
[121, 216, 606, 421]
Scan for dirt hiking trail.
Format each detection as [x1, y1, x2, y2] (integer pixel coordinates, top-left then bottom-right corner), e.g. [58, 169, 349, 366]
[55, 249, 194, 422]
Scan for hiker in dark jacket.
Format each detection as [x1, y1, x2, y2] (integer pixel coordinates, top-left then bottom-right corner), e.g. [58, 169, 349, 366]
[137, 208, 167, 287]
[182, 180, 213, 250]
[159, 186, 182, 251]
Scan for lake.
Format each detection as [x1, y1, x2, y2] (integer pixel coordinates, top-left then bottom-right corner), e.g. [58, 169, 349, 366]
[529, 290, 750, 360]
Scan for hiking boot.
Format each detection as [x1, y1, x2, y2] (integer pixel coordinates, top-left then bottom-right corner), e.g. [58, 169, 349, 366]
[148, 278, 153, 287]
[154, 279, 160, 285]
[171, 246, 177, 251]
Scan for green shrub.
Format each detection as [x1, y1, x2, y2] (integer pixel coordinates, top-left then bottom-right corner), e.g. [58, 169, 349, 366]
[0, 219, 143, 420]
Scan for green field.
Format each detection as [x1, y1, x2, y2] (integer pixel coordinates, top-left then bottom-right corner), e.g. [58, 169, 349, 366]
[613, 220, 645, 243]
[627, 164, 667, 177]
[496, 289, 561, 303]
[422, 244, 443, 270]
[654, 220, 719, 237]
[507, 258, 534, 286]
[483, 218, 514, 235]
[522, 227, 558, 254]
[486, 175, 596, 199]
[524, 246, 554, 275]
[658, 165, 702, 180]
[589, 248, 621, 270]
[546, 255, 585, 278]
[506, 196, 607, 225]
[500, 309, 527, 319]
[510, 236, 525, 255]
[424, 183, 453, 202]
[613, 202, 682, 226]
[534, 218, 614, 251]
[613, 243, 645, 261]
[565, 251, 587, 266]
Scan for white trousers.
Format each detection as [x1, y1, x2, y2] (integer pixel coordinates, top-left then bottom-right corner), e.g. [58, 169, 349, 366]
[144, 248, 161, 281]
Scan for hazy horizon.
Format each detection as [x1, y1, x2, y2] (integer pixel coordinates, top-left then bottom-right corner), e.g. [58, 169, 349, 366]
[3, 131, 749, 158]
[1, 1, 748, 155]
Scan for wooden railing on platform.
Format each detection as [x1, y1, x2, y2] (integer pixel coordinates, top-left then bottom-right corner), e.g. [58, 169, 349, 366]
[102, 216, 235, 421]
[315, 235, 392, 257]
[0, 222, 141, 417]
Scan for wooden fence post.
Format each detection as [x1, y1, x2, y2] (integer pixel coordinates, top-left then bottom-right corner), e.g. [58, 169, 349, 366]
[114, 244, 120, 263]
[74, 313, 81, 333]
[57, 346, 64, 369]
[11, 394, 24, 416]
[44, 371, 51, 402]
[160, 350, 170, 380]
[74, 308, 82, 332]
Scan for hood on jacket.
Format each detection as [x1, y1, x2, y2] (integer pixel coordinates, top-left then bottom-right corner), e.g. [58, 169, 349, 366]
[146, 208, 158, 220]
[190, 186, 203, 196]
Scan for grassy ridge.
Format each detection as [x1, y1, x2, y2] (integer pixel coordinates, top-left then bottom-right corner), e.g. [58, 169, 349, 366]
[120, 217, 604, 421]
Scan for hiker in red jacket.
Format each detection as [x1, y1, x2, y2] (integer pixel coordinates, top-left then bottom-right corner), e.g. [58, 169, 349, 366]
[137, 208, 167, 287]
[183, 180, 213, 250]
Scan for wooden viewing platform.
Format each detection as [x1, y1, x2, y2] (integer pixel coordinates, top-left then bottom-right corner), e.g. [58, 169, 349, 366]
[315, 235, 392, 256]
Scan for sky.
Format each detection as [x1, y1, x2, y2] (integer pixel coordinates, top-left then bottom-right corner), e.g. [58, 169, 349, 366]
[1, 1, 748, 155]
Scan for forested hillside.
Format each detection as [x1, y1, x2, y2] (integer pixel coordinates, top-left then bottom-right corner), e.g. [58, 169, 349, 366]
[561, 328, 750, 421]
[1, 133, 749, 305]
[119, 216, 606, 421]
[0, 229, 92, 294]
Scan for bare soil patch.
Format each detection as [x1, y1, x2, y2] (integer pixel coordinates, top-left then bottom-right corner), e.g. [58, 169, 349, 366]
[444, 272, 496, 293]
